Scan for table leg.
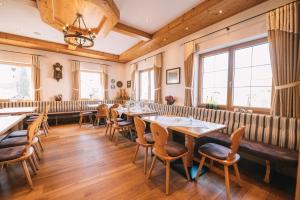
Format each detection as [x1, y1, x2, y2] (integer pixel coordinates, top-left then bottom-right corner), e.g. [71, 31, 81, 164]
[185, 135, 195, 167]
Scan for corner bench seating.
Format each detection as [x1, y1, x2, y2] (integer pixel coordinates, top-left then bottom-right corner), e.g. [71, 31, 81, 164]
[145, 103, 299, 183]
[0, 100, 125, 125]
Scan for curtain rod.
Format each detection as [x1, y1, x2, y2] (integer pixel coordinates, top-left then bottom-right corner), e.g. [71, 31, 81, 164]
[70, 59, 111, 67]
[0, 49, 44, 57]
[181, 0, 299, 46]
[132, 51, 165, 65]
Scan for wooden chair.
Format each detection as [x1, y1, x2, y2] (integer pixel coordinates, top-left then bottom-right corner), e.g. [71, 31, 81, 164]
[111, 109, 133, 145]
[78, 103, 93, 128]
[1, 114, 45, 160]
[132, 117, 154, 174]
[147, 122, 191, 195]
[0, 115, 43, 189]
[105, 107, 124, 138]
[195, 127, 245, 200]
[95, 104, 108, 126]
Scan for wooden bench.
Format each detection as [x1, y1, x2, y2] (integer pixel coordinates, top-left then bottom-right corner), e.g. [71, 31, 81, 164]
[194, 131, 298, 183]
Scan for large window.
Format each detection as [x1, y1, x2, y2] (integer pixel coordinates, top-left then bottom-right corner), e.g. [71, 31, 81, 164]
[80, 71, 102, 99]
[139, 69, 154, 101]
[233, 43, 272, 108]
[199, 38, 272, 111]
[201, 52, 229, 105]
[0, 63, 33, 100]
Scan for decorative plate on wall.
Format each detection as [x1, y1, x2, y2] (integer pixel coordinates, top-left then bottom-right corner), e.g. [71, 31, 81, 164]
[111, 79, 115, 83]
[116, 81, 123, 88]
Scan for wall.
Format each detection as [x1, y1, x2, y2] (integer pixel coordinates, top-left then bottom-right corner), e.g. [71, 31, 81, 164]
[125, 0, 294, 105]
[0, 44, 127, 101]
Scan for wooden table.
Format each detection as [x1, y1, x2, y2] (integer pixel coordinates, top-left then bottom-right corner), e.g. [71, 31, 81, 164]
[142, 116, 226, 167]
[0, 107, 37, 116]
[117, 107, 157, 117]
[0, 115, 26, 138]
[87, 104, 114, 109]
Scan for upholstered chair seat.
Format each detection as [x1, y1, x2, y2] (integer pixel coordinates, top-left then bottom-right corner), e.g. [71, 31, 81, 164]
[199, 143, 231, 160]
[144, 133, 154, 144]
[165, 141, 188, 157]
[8, 130, 27, 138]
[0, 146, 26, 162]
[0, 137, 29, 148]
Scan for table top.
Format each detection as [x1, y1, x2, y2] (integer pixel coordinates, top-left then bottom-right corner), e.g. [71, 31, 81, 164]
[118, 107, 157, 117]
[0, 107, 37, 115]
[0, 115, 26, 135]
[87, 104, 114, 108]
[142, 116, 226, 138]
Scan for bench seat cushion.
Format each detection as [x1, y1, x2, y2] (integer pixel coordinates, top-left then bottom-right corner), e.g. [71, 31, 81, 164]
[197, 132, 298, 166]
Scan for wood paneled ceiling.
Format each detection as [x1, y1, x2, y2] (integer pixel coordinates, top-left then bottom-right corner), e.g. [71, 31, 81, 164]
[0, 0, 268, 63]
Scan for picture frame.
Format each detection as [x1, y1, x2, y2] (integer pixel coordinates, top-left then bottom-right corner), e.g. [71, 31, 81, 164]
[127, 81, 131, 88]
[111, 85, 115, 89]
[166, 67, 180, 84]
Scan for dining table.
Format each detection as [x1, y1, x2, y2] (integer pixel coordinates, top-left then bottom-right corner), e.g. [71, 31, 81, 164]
[0, 107, 37, 116]
[118, 107, 157, 117]
[142, 115, 226, 179]
[0, 115, 26, 141]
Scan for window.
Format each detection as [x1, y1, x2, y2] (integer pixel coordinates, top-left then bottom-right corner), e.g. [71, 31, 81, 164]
[139, 69, 154, 101]
[201, 52, 229, 105]
[0, 63, 33, 100]
[199, 38, 272, 111]
[233, 43, 272, 108]
[80, 71, 102, 99]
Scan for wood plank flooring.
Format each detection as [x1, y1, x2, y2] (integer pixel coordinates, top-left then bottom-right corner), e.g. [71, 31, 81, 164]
[0, 124, 295, 200]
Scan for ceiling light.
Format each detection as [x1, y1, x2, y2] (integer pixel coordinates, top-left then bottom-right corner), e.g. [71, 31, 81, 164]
[63, 13, 96, 48]
[185, 27, 189, 31]
[163, 38, 167, 41]
[219, 10, 223, 14]
[0, 1, 3, 7]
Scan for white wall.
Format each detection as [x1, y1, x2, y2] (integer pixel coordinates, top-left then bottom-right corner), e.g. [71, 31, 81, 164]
[0, 44, 127, 101]
[125, 0, 294, 105]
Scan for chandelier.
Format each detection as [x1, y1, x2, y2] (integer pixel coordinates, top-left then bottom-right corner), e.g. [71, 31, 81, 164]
[63, 13, 96, 48]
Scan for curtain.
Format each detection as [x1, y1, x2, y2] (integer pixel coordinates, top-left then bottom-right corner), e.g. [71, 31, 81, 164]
[71, 60, 80, 100]
[102, 68, 109, 100]
[154, 53, 163, 103]
[184, 41, 195, 106]
[130, 63, 137, 100]
[32, 55, 41, 101]
[267, 2, 300, 118]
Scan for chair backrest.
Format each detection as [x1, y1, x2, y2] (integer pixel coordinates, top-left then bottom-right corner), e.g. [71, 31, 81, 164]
[134, 117, 147, 144]
[111, 103, 120, 109]
[26, 114, 44, 148]
[111, 109, 119, 124]
[227, 126, 245, 160]
[150, 122, 169, 157]
[97, 104, 108, 117]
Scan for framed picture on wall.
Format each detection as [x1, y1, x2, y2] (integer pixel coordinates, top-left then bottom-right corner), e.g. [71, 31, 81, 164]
[166, 67, 180, 84]
[127, 81, 131, 88]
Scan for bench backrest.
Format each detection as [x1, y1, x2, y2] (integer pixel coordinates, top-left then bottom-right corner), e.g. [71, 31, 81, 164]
[147, 103, 300, 151]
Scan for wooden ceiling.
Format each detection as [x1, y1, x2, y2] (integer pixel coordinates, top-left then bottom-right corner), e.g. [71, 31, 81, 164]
[0, 0, 268, 63]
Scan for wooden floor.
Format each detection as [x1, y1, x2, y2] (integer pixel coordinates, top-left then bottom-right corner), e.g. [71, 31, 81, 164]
[0, 124, 295, 200]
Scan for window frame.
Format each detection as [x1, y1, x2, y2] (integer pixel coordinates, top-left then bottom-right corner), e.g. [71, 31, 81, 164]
[0, 62, 34, 101]
[198, 38, 272, 114]
[79, 70, 103, 100]
[138, 68, 154, 101]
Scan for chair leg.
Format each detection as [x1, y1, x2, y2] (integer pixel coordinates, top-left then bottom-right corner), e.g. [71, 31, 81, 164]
[166, 160, 170, 195]
[132, 144, 140, 163]
[21, 160, 33, 189]
[32, 154, 39, 170]
[233, 163, 242, 186]
[105, 124, 110, 136]
[144, 146, 148, 174]
[33, 145, 41, 160]
[89, 115, 93, 126]
[147, 155, 157, 179]
[79, 115, 83, 128]
[28, 157, 37, 175]
[209, 159, 214, 170]
[115, 129, 119, 145]
[43, 121, 49, 133]
[224, 165, 231, 200]
[42, 123, 48, 136]
[110, 127, 116, 140]
[195, 156, 206, 181]
[38, 137, 44, 151]
[182, 156, 191, 181]
[264, 160, 271, 183]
